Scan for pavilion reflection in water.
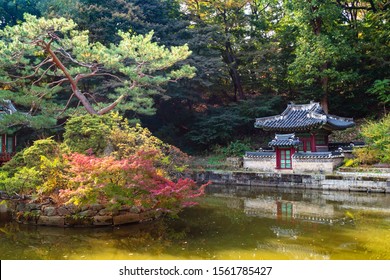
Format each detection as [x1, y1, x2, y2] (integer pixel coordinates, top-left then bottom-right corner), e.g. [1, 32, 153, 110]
[212, 186, 390, 240]
[243, 197, 338, 225]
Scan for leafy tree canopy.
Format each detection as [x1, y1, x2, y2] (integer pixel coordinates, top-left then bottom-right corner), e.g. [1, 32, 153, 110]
[0, 14, 195, 131]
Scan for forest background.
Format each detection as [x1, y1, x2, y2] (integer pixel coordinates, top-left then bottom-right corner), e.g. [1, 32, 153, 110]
[0, 0, 389, 155]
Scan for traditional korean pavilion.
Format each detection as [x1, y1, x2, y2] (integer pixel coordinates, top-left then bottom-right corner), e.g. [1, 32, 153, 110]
[244, 102, 356, 173]
[0, 100, 18, 163]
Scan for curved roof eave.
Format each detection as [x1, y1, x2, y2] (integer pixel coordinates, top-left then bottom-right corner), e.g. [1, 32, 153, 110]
[254, 102, 355, 132]
[325, 118, 355, 130]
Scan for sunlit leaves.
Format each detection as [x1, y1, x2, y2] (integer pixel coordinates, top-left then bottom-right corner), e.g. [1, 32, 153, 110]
[283, 0, 360, 103]
[367, 79, 390, 104]
[358, 114, 390, 164]
[0, 13, 195, 124]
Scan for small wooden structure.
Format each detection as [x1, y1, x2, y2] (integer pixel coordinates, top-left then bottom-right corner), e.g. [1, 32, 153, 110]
[244, 102, 356, 173]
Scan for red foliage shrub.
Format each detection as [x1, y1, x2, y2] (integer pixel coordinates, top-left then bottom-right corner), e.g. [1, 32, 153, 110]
[59, 150, 206, 214]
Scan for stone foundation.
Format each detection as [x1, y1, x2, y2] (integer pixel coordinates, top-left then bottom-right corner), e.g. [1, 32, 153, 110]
[192, 170, 390, 193]
[0, 199, 160, 227]
[243, 151, 345, 173]
[243, 156, 275, 172]
[293, 157, 344, 173]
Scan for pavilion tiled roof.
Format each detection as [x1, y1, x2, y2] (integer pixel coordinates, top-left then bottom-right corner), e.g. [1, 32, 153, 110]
[0, 100, 17, 115]
[255, 102, 355, 132]
[268, 133, 301, 147]
[245, 151, 275, 158]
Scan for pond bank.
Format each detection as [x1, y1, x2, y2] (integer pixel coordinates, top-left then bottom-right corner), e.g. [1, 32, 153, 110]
[0, 198, 160, 227]
[191, 169, 390, 193]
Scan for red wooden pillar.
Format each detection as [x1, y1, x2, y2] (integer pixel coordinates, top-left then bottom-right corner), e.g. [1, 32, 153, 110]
[310, 133, 317, 152]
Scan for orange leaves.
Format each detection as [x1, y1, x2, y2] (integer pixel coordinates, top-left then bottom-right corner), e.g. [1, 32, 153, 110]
[58, 151, 205, 214]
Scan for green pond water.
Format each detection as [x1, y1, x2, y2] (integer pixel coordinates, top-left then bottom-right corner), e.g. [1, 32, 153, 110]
[1, 186, 390, 260]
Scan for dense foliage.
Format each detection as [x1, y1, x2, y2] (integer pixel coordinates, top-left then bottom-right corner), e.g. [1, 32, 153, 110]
[352, 114, 390, 165]
[0, 0, 389, 156]
[0, 14, 194, 130]
[0, 114, 205, 215]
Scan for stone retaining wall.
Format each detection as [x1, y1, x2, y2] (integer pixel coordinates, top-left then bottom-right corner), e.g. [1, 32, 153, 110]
[243, 155, 344, 173]
[192, 170, 390, 193]
[293, 157, 344, 173]
[0, 199, 160, 227]
[243, 157, 275, 172]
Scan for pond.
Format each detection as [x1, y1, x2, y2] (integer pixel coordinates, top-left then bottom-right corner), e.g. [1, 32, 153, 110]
[1, 185, 390, 260]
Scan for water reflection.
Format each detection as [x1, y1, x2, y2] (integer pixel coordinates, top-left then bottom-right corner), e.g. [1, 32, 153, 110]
[209, 184, 390, 220]
[0, 218, 188, 260]
[1, 186, 389, 260]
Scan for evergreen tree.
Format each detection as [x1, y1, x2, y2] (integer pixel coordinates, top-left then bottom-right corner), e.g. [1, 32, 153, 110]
[0, 0, 41, 28]
[0, 14, 195, 130]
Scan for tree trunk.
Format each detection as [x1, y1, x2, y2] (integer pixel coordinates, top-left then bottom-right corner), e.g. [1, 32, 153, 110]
[320, 62, 329, 114]
[225, 40, 245, 101]
[45, 46, 99, 115]
[320, 89, 329, 114]
[46, 43, 127, 115]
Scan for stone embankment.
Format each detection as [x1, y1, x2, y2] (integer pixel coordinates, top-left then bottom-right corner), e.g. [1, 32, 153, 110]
[191, 169, 390, 193]
[0, 196, 159, 227]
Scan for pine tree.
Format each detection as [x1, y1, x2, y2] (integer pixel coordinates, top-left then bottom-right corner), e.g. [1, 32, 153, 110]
[0, 14, 195, 130]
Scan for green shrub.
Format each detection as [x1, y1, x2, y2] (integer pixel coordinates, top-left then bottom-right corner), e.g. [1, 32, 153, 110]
[22, 138, 62, 167]
[353, 147, 381, 165]
[0, 113, 198, 214]
[1, 151, 25, 175]
[0, 167, 42, 195]
[213, 140, 251, 157]
[63, 114, 115, 155]
[356, 114, 390, 164]
[222, 140, 251, 157]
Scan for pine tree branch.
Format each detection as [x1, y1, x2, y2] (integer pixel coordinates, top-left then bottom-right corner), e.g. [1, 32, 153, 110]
[57, 48, 95, 69]
[8, 56, 53, 80]
[96, 83, 136, 115]
[58, 93, 76, 117]
[44, 42, 98, 114]
[93, 73, 125, 83]
[74, 68, 99, 84]
[32, 63, 56, 85]
[47, 78, 69, 87]
[97, 94, 126, 115]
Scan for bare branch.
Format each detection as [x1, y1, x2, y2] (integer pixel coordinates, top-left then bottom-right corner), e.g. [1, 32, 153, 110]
[32, 63, 57, 85]
[9, 56, 53, 80]
[84, 92, 99, 105]
[57, 48, 95, 68]
[58, 92, 75, 117]
[97, 83, 137, 115]
[92, 72, 125, 83]
[34, 56, 54, 69]
[47, 78, 69, 87]
[97, 94, 127, 115]
[74, 68, 99, 83]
